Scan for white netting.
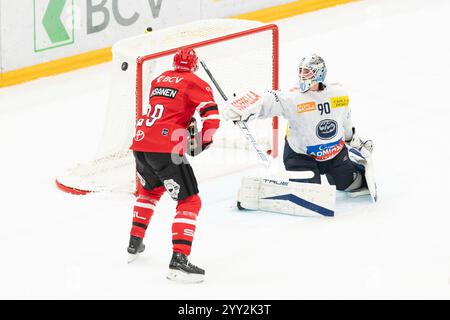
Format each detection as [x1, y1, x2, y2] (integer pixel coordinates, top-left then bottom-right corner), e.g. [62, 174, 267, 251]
[56, 19, 278, 194]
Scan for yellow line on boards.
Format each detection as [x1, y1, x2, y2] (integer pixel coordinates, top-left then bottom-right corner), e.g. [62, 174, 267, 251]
[232, 0, 359, 22]
[0, 48, 112, 88]
[0, 0, 358, 88]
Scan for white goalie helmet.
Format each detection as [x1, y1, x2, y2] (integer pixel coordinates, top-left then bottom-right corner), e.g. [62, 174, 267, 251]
[298, 54, 327, 93]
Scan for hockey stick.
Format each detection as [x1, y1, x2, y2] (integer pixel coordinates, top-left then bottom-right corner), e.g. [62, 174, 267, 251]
[199, 60, 271, 167]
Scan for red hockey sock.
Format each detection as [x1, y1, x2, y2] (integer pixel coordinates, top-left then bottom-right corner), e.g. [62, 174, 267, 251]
[130, 186, 165, 238]
[172, 194, 202, 255]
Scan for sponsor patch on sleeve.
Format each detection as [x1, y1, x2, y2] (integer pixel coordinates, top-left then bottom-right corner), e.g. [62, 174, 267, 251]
[297, 101, 316, 113]
[330, 96, 349, 108]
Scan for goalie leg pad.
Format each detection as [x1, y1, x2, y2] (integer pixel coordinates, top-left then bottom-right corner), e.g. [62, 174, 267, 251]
[348, 147, 378, 202]
[237, 177, 336, 217]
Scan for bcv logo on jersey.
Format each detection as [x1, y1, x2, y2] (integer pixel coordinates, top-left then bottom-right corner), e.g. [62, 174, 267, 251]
[316, 119, 337, 140]
[156, 76, 184, 84]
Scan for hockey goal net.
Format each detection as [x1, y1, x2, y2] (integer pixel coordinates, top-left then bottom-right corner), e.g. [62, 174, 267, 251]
[56, 19, 279, 195]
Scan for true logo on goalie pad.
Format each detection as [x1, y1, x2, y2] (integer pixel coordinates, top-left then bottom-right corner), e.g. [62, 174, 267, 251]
[297, 101, 316, 113]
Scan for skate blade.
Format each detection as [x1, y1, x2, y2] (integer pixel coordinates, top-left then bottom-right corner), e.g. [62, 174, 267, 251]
[127, 253, 140, 264]
[166, 269, 205, 284]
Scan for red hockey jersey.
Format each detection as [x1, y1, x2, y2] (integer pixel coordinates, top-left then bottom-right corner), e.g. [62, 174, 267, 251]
[130, 70, 220, 154]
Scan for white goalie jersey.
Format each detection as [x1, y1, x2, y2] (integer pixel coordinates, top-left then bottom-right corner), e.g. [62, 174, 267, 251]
[256, 83, 354, 161]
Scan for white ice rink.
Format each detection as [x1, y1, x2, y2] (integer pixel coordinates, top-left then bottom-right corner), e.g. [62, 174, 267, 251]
[0, 0, 449, 299]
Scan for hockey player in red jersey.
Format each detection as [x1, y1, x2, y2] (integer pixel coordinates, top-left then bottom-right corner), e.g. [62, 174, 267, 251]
[127, 47, 220, 283]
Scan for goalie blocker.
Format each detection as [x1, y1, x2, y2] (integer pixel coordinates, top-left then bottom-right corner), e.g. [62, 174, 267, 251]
[237, 177, 336, 217]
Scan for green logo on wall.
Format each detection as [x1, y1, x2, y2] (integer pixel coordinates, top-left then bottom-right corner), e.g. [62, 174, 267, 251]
[34, 0, 74, 52]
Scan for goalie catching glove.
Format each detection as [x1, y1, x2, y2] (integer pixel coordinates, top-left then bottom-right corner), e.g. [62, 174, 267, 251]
[187, 118, 212, 157]
[222, 90, 264, 122]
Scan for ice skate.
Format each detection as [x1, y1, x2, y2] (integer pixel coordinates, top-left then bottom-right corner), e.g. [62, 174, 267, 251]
[127, 236, 145, 263]
[166, 252, 205, 283]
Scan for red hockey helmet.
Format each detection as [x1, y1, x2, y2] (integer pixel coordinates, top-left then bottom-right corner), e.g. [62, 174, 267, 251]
[173, 47, 198, 72]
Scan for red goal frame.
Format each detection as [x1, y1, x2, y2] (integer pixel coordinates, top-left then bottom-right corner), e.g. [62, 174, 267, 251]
[56, 24, 279, 196]
[135, 24, 279, 157]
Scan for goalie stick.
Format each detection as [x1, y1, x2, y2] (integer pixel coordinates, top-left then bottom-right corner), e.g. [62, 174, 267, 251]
[199, 60, 271, 167]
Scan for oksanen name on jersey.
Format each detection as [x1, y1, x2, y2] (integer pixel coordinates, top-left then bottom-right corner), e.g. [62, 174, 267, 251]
[150, 87, 178, 99]
[306, 139, 345, 161]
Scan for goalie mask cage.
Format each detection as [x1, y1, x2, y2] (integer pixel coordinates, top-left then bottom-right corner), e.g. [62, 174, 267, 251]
[56, 19, 279, 195]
